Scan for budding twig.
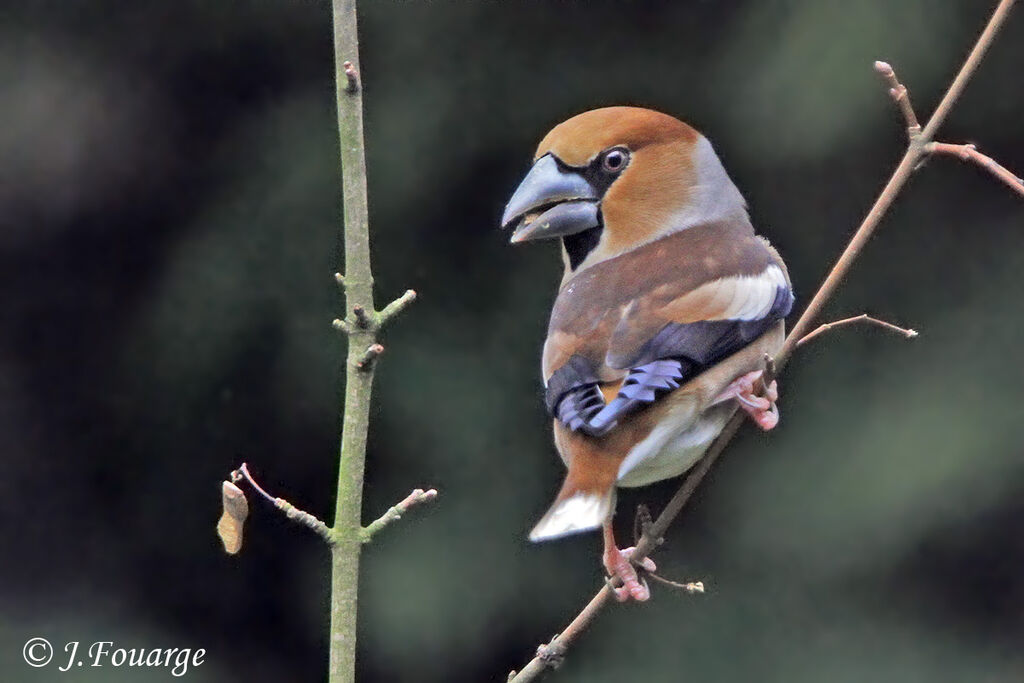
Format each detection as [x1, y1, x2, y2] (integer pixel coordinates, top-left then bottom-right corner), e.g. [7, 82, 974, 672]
[796, 313, 918, 348]
[874, 60, 921, 138]
[332, 318, 354, 335]
[377, 289, 417, 326]
[360, 488, 438, 543]
[873, 62, 1024, 198]
[232, 463, 334, 544]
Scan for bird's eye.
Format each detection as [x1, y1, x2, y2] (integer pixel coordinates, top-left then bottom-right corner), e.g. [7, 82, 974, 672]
[601, 148, 629, 173]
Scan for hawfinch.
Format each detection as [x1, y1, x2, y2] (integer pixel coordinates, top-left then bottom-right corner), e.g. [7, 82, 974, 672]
[501, 107, 793, 602]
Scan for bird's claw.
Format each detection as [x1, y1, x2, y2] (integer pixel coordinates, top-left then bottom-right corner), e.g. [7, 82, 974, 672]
[604, 545, 657, 602]
[713, 370, 780, 431]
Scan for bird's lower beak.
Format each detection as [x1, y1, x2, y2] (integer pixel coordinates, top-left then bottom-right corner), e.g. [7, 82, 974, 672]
[501, 154, 600, 243]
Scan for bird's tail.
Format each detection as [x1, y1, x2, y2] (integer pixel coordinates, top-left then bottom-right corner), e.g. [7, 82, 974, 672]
[528, 479, 615, 542]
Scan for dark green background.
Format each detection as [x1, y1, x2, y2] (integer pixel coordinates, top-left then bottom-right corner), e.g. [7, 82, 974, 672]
[2, 1, 1023, 681]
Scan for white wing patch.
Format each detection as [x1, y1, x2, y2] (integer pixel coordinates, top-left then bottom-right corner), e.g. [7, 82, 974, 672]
[666, 264, 786, 323]
[725, 264, 787, 320]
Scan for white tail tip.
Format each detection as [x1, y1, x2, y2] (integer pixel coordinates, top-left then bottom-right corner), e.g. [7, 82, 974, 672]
[528, 491, 611, 542]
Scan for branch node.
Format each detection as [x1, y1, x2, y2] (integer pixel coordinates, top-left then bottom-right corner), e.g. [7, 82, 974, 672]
[355, 343, 385, 370]
[633, 503, 654, 545]
[377, 289, 417, 326]
[352, 304, 372, 329]
[342, 60, 360, 93]
[536, 639, 566, 669]
[360, 488, 438, 543]
[332, 318, 354, 335]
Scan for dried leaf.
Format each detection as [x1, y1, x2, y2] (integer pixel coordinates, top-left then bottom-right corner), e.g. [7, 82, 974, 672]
[217, 480, 249, 554]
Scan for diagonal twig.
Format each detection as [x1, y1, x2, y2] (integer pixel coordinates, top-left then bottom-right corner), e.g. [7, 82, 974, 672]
[926, 142, 1024, 197]
[232, 463, 335, 544]
[796, 313, 918, 348]
[360, 488, 439, 543]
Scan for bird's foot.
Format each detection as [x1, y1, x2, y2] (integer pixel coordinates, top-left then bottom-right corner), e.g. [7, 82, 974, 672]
[713, 370, 779, 430]
[603, 545, 657, 602]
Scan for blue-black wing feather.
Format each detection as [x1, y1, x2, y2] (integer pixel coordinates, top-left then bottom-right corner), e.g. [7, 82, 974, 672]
[547, 285, 793, 437]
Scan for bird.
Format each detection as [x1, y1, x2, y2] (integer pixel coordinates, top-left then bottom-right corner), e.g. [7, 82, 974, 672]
[501, 106, 794, 602]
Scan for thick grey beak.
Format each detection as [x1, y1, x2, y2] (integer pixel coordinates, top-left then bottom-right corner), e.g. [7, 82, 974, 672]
[501, 155, 600, 243]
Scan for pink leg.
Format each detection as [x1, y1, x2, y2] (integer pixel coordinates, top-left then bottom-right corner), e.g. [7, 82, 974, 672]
[712, 370, 780, 431]
[602, 522, 656, 602]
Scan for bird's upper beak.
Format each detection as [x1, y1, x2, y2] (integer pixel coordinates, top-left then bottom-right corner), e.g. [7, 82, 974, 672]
[501, 154, 601, 243]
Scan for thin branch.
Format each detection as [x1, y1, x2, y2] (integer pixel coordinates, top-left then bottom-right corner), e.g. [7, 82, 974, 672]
[232, 464, 334, 544]
[233, 463, 276, 504]
[507, 588, 615, 681]
[360, 488, 438, 543]
[779, 0, 1016, 367]
[646, 573, 705, 594]
[796, 313, 918, 348]
[874, 61, 921, 138]
[918, 0, 1017, 143]
[926, 142, 1024, 197]
[377, 289, 417, 326]
[329, 1, 377, 680]
[507, 1, 1017, 679]
[874, 62, 1024, 198]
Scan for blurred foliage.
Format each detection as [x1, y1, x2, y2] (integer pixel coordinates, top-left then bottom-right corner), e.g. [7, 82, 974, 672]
[1, 1, 1023, 682]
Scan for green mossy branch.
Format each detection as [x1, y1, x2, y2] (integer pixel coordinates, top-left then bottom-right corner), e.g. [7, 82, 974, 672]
[220, 5, 431, 682]
[360, 488, 439, 544]
[328, 2, 432, 682]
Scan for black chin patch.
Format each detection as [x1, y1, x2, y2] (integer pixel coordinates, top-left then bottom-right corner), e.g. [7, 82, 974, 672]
[563, 224, 602, 270]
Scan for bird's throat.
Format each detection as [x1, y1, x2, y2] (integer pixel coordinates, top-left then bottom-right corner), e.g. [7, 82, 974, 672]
[563, 225, 602, 271]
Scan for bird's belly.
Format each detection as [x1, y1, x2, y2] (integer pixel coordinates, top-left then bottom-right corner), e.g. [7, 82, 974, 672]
[615, 404, 733, 488]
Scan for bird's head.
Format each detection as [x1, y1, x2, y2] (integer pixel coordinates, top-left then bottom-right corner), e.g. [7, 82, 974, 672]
[501, 106, 747, 274]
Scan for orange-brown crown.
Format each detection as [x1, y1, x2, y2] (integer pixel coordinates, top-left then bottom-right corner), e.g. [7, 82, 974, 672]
[536, 108, 707, 263]
[535, 106, 699, 165]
